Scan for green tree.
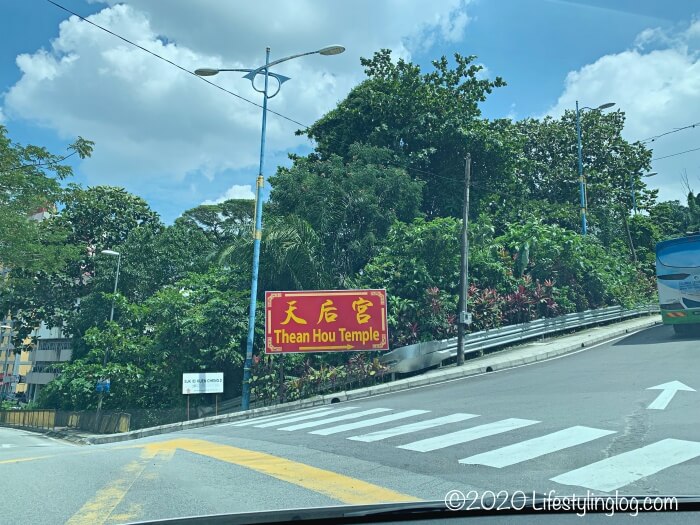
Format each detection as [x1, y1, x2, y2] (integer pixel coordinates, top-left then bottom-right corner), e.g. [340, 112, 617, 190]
[39, 266, 259, 410]
[649, 200, 691, 239]
[267, 144, 424, 286]
[1, 185, 161, 342]
[496, 217, 654, 310]
[0, 126, 93, 273]
[301, 50, 517, 218]
[66, 221, 215, 357]
[512, 112, 655, 244]
[689, 191, 700, 231]
[176, 199, 255, 249]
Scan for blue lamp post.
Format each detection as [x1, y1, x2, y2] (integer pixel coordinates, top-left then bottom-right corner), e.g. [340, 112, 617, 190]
[575, 100, 615, 235]
[630, 172, 657, 214]
[196, 45, 345, 411]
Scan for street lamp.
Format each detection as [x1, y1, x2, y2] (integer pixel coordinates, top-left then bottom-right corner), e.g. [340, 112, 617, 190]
[95, 249, 120, 428]
[196, 44, 345, 411]
[630, 172, 657, 214]
[575, 101, 616, 235]
[101, 250, 121, 324]
[0, 324, 11, 398]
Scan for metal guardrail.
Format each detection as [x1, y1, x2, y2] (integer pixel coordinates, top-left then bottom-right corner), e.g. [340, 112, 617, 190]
[380, 305, 659, 374]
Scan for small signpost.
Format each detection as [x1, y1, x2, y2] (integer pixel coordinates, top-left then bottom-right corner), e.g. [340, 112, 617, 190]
[95, 378, 110, 393]
[182, 372, 224, 420]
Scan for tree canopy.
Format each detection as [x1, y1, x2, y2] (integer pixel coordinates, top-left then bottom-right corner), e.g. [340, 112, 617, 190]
[2, 49, 693, 413]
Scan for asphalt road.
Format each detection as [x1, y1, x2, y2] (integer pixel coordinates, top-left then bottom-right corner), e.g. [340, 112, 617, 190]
[1, 324, 699, 524]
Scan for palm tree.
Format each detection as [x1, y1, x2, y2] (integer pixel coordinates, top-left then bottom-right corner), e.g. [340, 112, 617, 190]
[215, 214, 331, 292]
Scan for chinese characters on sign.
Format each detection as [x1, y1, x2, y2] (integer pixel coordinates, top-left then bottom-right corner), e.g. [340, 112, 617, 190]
[265, 289, 389, 354]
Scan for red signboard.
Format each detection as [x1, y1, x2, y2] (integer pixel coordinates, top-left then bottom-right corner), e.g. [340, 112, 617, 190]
[265, 289, 389, 354]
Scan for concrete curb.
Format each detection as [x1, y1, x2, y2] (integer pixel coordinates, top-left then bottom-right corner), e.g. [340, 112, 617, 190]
[80, 314, 661, 445]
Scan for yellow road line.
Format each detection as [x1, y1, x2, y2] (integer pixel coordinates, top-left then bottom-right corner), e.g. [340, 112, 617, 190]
[65, 448, 169, 525]
[0, 454, 55, 465]
[144, 438, 420, 505]
[0, 449, 98, 465]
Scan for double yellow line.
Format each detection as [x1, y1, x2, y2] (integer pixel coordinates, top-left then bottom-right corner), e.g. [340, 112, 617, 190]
[62, 438, 419, 524]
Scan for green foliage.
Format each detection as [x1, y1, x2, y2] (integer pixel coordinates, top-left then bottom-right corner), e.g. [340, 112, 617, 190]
[353, 217, 460, 298]
[56, 185, 161, 254]
[268, 144, 424, 285]
[250, 353, 389, 406]
[510, 112, 654, 243]
[175, 199, 255, 248]
[689, 191, 700, 232]
[38, 266, 257, 410]
[11, 48, 664, 414]
[496, 218, 654, 310]
[1, 185, 163, 343]
[0, 126, 91, 274]
[649, 200, 691, 240]
[301, 50, 516, 218]
[218, 213, 329, 292]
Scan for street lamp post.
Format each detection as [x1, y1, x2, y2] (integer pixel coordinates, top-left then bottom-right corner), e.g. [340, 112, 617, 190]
[196, 45, 345, 411]
[95, 249, 120, 428]
[575, 101, 615, 235]
[0, 323, 12, 398]
[630, 172, 657, 214]
[102, 250, 121, 326]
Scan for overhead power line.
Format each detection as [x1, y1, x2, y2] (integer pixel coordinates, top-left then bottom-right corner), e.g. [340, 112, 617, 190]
[652, 146, 700, 161]
[640, 122, 699, 144]
[35, 1, 700, 172]
[45, 0, 310, 129]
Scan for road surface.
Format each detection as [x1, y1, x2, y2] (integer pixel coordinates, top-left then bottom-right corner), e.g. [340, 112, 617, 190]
[1, 324, 698, 524]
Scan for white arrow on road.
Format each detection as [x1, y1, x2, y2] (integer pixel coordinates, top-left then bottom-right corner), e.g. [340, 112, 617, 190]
[646, 381, 695, 410]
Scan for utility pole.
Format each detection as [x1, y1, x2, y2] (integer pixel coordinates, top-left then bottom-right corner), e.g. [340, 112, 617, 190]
[95, 250, 120, 431]
[457, 154, 472, 366]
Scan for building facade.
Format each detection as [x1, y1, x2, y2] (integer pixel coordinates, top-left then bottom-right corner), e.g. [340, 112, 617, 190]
[24, 324, 72, 402]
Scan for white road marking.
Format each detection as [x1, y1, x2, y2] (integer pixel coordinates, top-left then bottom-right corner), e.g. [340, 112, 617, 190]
[227, 406, 336, 427]
[279, 408, 392, 431]
[459, 426, 615, 468]
[398, 418, 539, 452]
[550, 438, 700, 492]
[254, 406, 360, 428]
[646, 381, 695, 410]
[348, 413, 478, 443]
[309, 410, 429, 436]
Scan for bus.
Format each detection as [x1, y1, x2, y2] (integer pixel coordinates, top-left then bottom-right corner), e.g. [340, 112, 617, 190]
[655, 233, 700, 335]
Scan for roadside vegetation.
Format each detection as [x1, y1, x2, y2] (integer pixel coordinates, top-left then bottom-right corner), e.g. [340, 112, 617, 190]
[1, 50, 696, 412]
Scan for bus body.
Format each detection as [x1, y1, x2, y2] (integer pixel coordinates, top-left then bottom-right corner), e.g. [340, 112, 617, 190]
[655, 233, 700, 335]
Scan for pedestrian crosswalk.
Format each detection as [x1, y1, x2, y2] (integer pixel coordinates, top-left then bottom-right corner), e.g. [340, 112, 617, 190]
[459, 426, 616, 468]
[550, 438, 700, 492]
[398, 418, 539, 452]
[348, 413, 477, 443]
[229, 405, 700, 493]
[278, 408, 392, 431]
[310, 409, 429, 436]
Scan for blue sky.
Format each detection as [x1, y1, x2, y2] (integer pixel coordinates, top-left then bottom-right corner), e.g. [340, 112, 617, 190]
[2, 0, 699, 223]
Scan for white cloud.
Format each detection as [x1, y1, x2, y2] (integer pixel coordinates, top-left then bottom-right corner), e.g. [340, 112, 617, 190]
[202, 184, 254, 205]
[546, 19, 700, 202]
[3, 0, 472, 217]
[0, 106, 5, 124]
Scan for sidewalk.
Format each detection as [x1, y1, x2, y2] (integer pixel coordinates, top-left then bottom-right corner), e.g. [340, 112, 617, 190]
[78, 313, 660, 445]
[45, 428, 96, 444]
